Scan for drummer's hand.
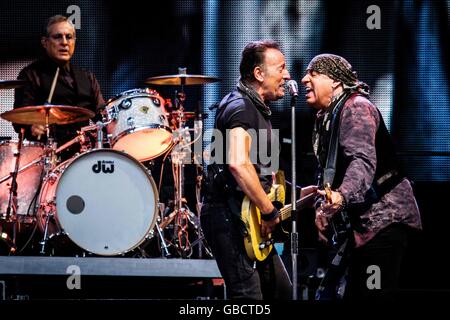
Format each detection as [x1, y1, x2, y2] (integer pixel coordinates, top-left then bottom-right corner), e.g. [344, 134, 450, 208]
[31, 124, 45, 139]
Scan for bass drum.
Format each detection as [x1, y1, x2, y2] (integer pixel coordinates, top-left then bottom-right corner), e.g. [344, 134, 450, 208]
[37, 149, 158, 256]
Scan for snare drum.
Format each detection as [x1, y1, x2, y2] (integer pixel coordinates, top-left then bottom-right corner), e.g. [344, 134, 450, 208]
[37, 149, 158, 256]
[0, 140, 44, 220]
[105, 88, 172, 161]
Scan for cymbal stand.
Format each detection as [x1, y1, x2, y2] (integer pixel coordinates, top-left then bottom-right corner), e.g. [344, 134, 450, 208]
[170, 108, 212, 258]
[171, 116, 190, 257]
[0, 157, 42, 185]
[39, 110, 57, 255]
[155, 203, 172, 258]
[3, 128, 25, 253]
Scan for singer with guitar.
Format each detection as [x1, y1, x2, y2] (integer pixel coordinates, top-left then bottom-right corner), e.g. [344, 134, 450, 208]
[201, 40, 317, 299]
[301, 54, 422, 301]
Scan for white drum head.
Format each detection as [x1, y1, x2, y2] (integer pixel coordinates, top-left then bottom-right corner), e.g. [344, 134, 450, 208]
[112, 127, 172, 161]
[55, 149, 158, 255]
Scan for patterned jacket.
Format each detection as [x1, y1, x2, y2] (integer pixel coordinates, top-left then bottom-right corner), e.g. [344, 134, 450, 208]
[314, 93, 422, 247]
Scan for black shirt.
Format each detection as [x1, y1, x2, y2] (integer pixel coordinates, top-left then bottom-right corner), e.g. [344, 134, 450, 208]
[213, 88, 277, 198]
[13, 57, 104, 159]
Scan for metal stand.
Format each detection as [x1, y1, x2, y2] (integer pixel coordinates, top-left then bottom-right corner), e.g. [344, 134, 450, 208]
[38, 110, 58, 255]
[168, 90, 212, 258]
[288, 80, 299, 300]
[155, 203, 172, 258]
[3, 129, 25, 253]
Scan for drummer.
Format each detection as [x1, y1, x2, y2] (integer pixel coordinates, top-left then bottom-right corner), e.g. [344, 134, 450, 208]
[13, 14, 104, 160]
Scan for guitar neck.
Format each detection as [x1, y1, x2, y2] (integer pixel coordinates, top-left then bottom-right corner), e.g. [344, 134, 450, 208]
[279, 193, 315, 221]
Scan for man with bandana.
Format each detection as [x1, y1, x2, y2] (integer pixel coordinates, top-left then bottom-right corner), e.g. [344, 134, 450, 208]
[201, 40, 307, 299]
[301, 54, 422, 301]
[14, 15, 104, 160]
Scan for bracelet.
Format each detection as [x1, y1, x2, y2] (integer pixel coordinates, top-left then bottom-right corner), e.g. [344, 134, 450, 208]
[261, 207, 280, 221]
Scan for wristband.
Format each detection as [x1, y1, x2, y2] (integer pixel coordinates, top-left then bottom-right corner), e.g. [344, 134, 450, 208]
[261, 207, 280, 221]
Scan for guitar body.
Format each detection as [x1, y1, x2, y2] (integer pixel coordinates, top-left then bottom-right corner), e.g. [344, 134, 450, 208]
[241, 184, 285, 261]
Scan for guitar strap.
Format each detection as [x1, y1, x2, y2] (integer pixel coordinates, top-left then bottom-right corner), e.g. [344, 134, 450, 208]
[316, 90, 355, 300]
[322, 90, 354, 185]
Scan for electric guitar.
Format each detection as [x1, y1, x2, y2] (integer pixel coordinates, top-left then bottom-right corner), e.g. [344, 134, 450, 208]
[323, 183, 352, 246]
[241, 184, 316, 261]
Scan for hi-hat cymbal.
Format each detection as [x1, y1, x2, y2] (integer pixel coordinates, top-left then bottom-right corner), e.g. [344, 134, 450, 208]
[0, 80, 27, 89]
[1, 105, 95, 125]
[145, 74, 221, 86]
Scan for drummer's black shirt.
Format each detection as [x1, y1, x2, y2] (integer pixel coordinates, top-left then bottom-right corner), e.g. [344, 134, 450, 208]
[13, 56, 104, 159]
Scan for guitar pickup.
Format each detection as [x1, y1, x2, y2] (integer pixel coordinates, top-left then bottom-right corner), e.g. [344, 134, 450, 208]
[259, 238, 274, 249]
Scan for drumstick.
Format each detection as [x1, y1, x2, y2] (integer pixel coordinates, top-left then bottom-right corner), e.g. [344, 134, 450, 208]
[35, 67, 60, 141]
[47, 67, 60, 104]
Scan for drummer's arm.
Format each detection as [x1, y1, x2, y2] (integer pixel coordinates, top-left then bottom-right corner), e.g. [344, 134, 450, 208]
[88, 72, 105, 122]
[13, 69, 43, 140]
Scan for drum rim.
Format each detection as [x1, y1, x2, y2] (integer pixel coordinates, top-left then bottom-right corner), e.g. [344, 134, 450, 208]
[0, 140, 44, 147]
[43, 148, 160, 256]
[106, 88, 164, 105]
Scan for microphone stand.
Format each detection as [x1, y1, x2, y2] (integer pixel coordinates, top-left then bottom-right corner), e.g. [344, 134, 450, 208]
[290, 93, 298, 300]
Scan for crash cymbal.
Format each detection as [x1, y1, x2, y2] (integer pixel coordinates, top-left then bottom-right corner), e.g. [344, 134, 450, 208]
[1, 105, 95, 125]
[0, 80, 27, 89]
[145, 74, 220, 86]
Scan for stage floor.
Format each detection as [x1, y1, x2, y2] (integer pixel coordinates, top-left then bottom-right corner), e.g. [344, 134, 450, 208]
[0, 256, 224, 300]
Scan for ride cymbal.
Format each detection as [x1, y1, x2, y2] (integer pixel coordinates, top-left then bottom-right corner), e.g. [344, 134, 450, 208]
[1, 105, 95, 125]
[145, 74, 220, 86]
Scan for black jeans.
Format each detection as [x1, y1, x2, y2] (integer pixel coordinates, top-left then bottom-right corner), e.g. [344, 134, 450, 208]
[200, 203, 292, 300]
[344, 223, 409, 301]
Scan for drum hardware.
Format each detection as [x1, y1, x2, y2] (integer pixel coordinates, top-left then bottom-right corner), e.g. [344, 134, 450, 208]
[0, 79, 28, 90]
[166, 107, 212, 258]
[155, 203, 172, 258]
[0, 139, 45, 254]
[146, 68, 217, 258]
[0, 128, 25, 252]
[38, 200, 56, 255]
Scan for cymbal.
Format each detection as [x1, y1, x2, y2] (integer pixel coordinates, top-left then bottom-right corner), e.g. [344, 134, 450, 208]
[1, 105, 95, 125]
[0, 80, 27, 89]
[145, 74, 220, 86]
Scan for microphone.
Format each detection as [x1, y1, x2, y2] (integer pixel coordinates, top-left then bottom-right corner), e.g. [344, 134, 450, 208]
[287, 80, 299, 97]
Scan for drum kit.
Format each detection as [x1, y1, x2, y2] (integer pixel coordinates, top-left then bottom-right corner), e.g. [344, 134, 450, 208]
[0, 71, 218, 258]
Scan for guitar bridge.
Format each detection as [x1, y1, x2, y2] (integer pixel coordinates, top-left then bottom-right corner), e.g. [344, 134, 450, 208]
[259, 238, 274, 249]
